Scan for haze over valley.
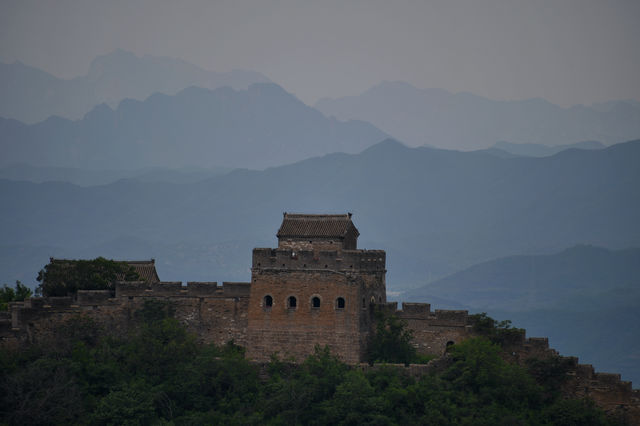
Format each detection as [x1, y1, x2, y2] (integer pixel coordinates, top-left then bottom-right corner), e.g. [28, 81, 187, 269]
[2, 0, 639, 394]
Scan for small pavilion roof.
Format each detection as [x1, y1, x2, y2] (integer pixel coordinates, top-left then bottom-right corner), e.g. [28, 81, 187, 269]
[277, 213, 359, 239]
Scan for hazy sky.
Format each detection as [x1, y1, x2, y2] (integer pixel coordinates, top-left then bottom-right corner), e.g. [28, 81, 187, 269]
[1, 0, 639, 106]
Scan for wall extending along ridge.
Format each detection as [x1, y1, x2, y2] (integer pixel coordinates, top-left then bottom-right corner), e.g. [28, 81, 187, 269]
[378, 302, 471, 356]
[2, 281, 250, 348]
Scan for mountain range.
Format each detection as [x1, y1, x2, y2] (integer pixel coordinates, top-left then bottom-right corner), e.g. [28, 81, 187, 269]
[486, 140, 605, 158]
[0, 49, 271, 123]
[2, 138, 638, 289]
[315, 81, 640, 150]
[0, 83, 387, 170]
[402, 245, 640, 385]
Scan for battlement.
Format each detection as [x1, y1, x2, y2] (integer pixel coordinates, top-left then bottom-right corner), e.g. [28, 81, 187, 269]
[252, 248, 386, 273]
[115, 281, 251, 298]
[377, 302, 468, 324]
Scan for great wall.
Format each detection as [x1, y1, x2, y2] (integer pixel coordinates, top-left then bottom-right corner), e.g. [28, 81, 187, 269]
[1, 213, 638, 422]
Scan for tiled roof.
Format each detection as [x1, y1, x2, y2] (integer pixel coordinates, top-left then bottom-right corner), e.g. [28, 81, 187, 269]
[49, 258, 160, 283]
[122, 260, 160, 283]
[277, 213, 360, 239]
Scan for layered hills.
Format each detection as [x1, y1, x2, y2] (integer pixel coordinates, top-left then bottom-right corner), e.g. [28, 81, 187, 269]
[1, 138, 638, 288]
[0, 83, 387, 170]
[403, 245, 640, 385]
[0, 49, 271, 123]
[315, 81, 640, 150]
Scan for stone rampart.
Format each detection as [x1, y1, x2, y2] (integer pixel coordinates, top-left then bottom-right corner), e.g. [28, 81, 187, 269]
[2, 281, 251, 349]
[375, 302, 471, 356]
[252, 248, 386, 273]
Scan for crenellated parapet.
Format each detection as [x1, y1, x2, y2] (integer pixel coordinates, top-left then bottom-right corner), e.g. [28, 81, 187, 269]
[114, 281, 251, 298]
[1, 280, 252, 348]
[252, 248, 386, 273]
[377, 301, 469, 325]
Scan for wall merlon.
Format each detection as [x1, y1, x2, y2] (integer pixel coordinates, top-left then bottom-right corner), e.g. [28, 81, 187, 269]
[148, 282, 183, 295]
[378, 302, 398, 313]
[431, 309, 468, 325]
[116, 281, 151, 297]
[186, 282, 221, 296]
[252, 248, 386, 272]
[402, 302, 431, 315]
[595, 372, 622, 385]
[222, 282, 251, 296]
[526, 337, 550, 350]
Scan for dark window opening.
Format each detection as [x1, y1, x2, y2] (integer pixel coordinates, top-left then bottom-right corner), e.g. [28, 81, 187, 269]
[312, 296, 321, 308]
[324, 264, 328, 268]
[336, 297, 345, 309]
[362, 297, 366, 308]
[264, 295, 273, 308]
[288, 296, 297, 308]
[378, 296, 382, 303]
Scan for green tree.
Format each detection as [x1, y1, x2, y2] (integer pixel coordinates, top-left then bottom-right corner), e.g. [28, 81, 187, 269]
[367, 309, 417, 365]
[469, 312, 525, 346]
[90, 380, 158, 426]
[0, 280, 32, 310]
[36, 257, 139, 297]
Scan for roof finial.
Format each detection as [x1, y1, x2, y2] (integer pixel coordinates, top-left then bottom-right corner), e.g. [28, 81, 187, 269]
[348, 212, 352, 219]
[283, 211, 287, 217]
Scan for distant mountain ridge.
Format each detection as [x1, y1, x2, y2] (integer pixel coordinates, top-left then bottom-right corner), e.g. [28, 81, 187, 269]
[0, 164, 232, 186]
[401, 245, 640, 385]
[0, 49, 271, 123]
[0, 83, 388, 170]
[1, 138, 638, 289]
[315, 81, 640, 150]
[403, 244, 640, 312]
[487, 140, 605, 157]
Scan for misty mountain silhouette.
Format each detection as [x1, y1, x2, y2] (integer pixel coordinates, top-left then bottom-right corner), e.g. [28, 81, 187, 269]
[0, 49, 271, 123]
[403, 244, 640, 385]
[1, 138, 638, 288]
[315, 81, 640, 149]
[0, 83, 388, 170]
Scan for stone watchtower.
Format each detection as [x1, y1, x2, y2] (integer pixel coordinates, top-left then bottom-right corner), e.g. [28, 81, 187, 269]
[246, 213, 386, 363]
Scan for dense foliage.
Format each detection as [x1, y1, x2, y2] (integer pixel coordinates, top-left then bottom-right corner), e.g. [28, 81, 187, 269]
[0, 281, 32, 311]
[36, 257, 140, 297]
[470, 312, 526, 346]
[366, 309, 434, 365]
[0, 303, 621, 425]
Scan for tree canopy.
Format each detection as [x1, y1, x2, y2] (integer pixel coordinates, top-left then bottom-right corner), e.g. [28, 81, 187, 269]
[36, 257, 139, 297]
[0, 281, 32, 310]
[0, 303, 622, 425]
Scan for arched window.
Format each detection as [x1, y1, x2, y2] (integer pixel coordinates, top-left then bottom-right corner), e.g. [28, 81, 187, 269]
[263, 295, 273, 308]
[312, 296, 321, 308]
[336, 297, 345, 309]
[288, 296, 297, 309]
